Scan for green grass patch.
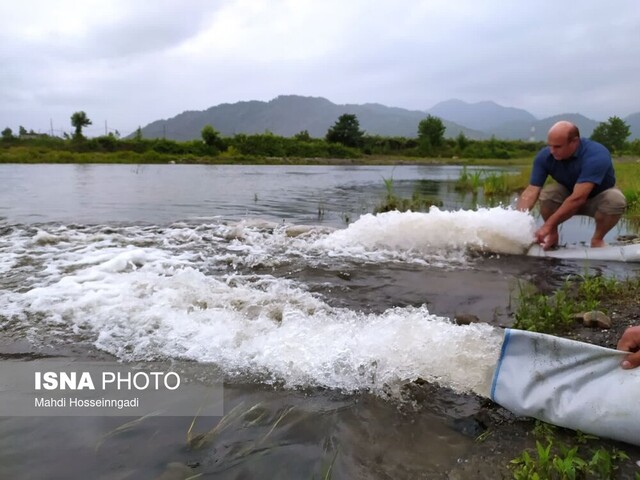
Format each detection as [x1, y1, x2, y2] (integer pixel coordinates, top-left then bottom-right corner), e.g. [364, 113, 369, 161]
[454, 166, 532, 196]
[510, 421, 632, 479]
[512, 271, 621, 333]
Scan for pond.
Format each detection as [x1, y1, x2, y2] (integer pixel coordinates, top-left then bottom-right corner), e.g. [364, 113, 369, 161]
[0, 163, 638, 478]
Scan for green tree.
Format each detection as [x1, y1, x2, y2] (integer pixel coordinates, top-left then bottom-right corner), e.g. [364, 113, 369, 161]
[325, 114, 364, 147]
[590, 116, 630, 153]
[133, 126, 143, 141]
[1, 127, 13, 141]
[455, 132, 469, 152]
[70, 111, 92, 139]
[201, 124, 225, 152]
[18, 126, 27, 136]
[201, 124, 219, 146]
[418, 115, 446, 149]
[294, 130, 311, 141]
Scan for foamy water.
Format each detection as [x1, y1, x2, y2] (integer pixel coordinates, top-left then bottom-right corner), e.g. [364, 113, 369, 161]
[0, 208, 534, 397]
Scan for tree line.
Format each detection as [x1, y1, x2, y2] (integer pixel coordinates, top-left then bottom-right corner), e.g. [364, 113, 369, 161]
[2, 111, 639, 161]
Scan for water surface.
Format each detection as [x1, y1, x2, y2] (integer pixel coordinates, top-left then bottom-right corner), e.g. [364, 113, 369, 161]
[0, 164, 637, 479]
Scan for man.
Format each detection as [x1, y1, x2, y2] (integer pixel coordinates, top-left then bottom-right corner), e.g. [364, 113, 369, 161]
[618, 326, 640, 369]
[516, 121, 626, 250]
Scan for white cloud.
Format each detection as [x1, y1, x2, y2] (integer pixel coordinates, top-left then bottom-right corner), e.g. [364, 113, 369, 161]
[1, 0, 639, 134]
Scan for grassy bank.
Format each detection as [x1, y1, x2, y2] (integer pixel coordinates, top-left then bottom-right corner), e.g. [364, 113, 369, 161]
[0, 145, 534, 166]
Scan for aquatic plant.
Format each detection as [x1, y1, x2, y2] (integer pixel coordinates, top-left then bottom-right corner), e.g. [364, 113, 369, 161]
[374, 176, 442, 213]
[454, 165, 485, 193]
[482, 171, 510, 196]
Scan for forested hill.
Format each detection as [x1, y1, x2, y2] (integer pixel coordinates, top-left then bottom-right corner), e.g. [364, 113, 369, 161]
[137, 95, 640, 141]
[138, 95, 485, 141]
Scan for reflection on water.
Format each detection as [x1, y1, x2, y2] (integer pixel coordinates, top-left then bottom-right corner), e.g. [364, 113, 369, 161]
[0, 164, 521, 227]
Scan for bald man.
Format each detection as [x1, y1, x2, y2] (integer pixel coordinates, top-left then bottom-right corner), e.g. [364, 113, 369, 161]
[516, 121, 626, 250]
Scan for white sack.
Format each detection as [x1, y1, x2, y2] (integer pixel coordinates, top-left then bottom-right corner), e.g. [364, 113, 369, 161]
[490, 328, 640, 446]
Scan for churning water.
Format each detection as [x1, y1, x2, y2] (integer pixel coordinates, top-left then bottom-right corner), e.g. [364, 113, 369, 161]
[0, 164, 636, 478]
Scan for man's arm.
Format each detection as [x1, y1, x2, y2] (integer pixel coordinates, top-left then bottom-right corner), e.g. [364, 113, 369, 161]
[516, 185, 542, 211]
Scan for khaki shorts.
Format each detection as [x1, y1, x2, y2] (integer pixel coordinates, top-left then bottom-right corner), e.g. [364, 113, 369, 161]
[540, 183, 627, 216]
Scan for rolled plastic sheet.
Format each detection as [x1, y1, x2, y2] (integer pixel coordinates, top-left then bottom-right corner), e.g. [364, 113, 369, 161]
[490, 328, 640, 446]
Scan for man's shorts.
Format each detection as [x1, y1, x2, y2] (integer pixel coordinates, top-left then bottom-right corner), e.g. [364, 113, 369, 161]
[539, 183, 627, 216]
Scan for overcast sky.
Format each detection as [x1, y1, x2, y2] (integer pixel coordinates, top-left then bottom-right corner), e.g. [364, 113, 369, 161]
[2, 0, 639, 137]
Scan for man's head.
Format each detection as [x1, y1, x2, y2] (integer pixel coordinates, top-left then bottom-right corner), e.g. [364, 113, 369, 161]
[547, 121, 580, 160]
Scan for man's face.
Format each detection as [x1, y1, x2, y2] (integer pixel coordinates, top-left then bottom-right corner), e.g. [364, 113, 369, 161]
[547, 132, 579, 160]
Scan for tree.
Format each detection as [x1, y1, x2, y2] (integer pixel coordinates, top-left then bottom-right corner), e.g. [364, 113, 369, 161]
[418, 115, 446, 149]
[18, 126, 27, 136]
[1, 127, 13, 141]
[455, 132, 469, 152]
[590, 116, 630, 154]
[133, 126, 143, 141]
[294, 130, 311, 141]
[325, 114, 364, 147]
[70, 111, 92, 139]
[201, 124, 219, 145]
[201, 124, 225, 151]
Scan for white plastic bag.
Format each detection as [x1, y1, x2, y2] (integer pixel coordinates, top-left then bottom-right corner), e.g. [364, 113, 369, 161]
[491, 328, 640, 446]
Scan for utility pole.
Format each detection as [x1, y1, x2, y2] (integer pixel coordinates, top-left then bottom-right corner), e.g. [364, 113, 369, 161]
[105, 120, 108, 136]
[50, 119, 53, 136]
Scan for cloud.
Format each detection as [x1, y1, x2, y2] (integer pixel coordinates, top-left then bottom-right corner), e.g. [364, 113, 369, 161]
[1, 0, 639, 134]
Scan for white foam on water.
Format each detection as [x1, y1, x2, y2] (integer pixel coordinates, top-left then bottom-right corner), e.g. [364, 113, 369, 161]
[204, 207, 536, 270]
[320, 207, 535, 258]
[6, 250, 503, 396]
[0, 207, 533, 397]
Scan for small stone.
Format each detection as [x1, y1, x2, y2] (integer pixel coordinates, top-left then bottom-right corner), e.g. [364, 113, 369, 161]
[454, 313, 480, 325]
[337, 271, 351, 280]
[582, 310, 611, 329]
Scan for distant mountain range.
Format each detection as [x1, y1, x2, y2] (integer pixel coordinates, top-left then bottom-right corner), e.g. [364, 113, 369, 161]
[138, 95, 640, 142]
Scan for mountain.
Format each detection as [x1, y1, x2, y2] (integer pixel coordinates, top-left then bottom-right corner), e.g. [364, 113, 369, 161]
[137, 94, 640, 142]
[491, 114, 601, 141]
[425, 99, 611, 141]
[428, 99, 537, 131]
[138, 95, 486, 141]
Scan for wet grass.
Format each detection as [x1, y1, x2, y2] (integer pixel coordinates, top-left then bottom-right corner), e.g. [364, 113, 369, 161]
[510, 421, 632, 480]
[454, 165, 531, 197]
[374, 175, 443, 213]
[186, 401, 312, 475]
[94, 411, 162, 453]
[512, 271, 623, 333]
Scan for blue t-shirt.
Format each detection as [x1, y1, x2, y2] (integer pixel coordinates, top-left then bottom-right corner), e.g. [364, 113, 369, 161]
[530, 138, 616, 197]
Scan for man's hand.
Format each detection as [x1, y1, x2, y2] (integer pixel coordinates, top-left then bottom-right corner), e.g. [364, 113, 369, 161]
[534, 224, 559, 250]
[617, 326, 640, 369]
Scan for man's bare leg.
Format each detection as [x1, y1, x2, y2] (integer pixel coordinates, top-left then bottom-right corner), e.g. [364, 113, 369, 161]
[591, 212, 622, 248]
